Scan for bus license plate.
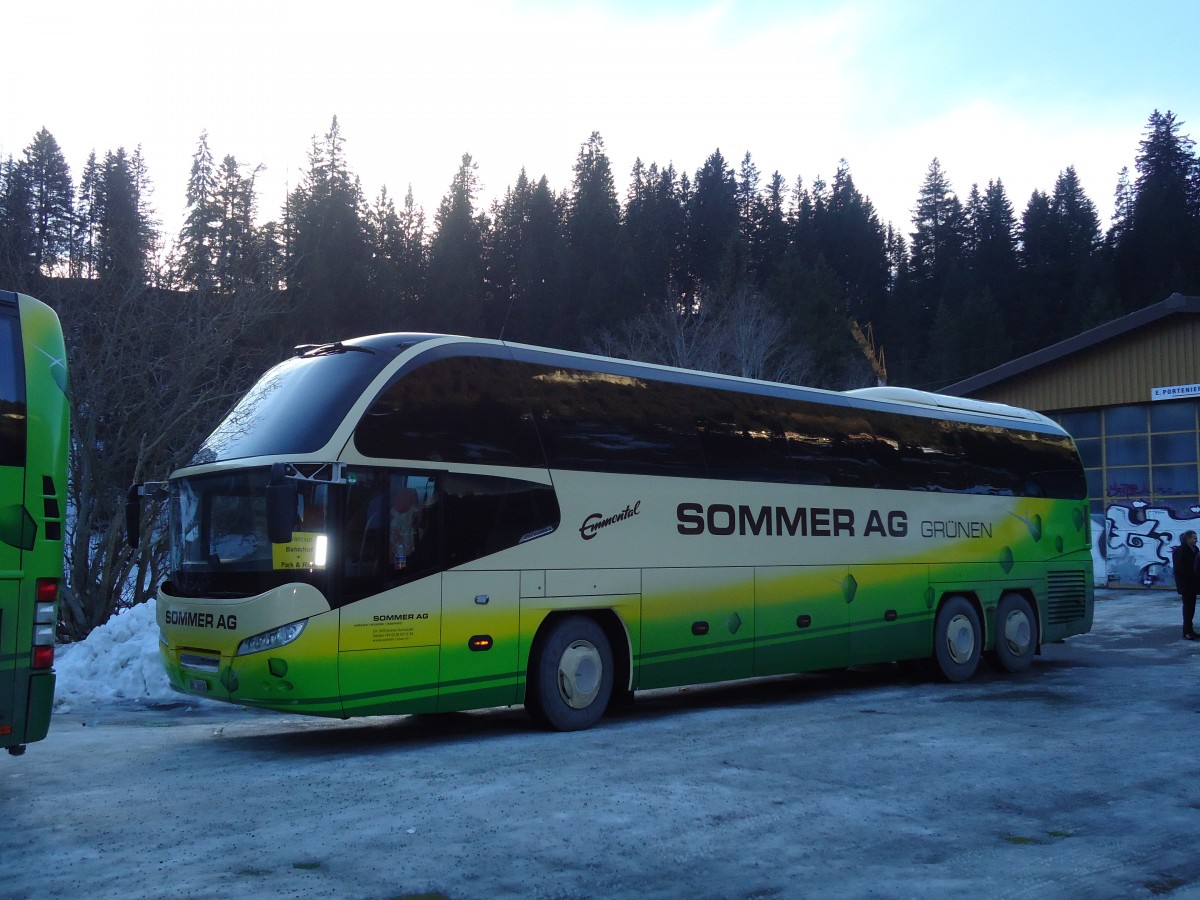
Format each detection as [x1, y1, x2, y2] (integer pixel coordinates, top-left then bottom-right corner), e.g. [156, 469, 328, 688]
[189, 678, 209, 692]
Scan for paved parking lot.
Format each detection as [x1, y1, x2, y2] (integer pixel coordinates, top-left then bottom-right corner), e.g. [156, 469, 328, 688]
[5, 589, 1198, 899]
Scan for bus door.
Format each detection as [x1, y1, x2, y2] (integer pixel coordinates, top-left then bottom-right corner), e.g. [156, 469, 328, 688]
[753, 566, 849, 675]
[337, 469, 442, 716]
[439, 571, 520, 712]
[434, 470, 559, 712]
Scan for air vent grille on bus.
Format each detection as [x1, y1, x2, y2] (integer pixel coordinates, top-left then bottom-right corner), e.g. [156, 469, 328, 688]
[1046, 570, 1087, 624]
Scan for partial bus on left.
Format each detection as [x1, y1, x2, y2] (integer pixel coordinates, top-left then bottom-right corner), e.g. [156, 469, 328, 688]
[0, 291, 69, 756]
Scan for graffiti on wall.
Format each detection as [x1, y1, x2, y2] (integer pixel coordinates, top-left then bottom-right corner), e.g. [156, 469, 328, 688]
[1092, 503, 1200, 588]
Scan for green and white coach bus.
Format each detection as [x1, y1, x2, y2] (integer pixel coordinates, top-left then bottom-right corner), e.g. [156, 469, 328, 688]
[1, 291, 68, 755]
[140, 334, 1093, 731]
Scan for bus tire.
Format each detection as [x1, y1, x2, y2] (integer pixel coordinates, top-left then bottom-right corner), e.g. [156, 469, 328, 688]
[991, 593, 1037, 673]
[933, 595, 981, 682]
[528, 616, 613, 731]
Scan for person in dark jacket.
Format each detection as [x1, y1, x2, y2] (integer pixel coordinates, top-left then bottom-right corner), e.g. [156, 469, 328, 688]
[1172, 530, 1199, 640]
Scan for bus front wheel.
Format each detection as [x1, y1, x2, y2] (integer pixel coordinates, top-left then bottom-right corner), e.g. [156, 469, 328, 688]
[527, 616, 614, 731]
[933, 595, 981, 682]
[991, 593, 1037, 673]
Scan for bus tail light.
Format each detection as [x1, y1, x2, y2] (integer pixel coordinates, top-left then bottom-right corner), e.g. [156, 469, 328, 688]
[32, 579, 59, 670]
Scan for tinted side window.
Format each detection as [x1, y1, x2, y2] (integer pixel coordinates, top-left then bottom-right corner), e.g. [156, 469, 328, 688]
[442, 473, 559, 569]
[342, 468, 440, 604]
[692, 391, 797, 483]
[356, 356, 544, 467]
[0, 309, 26, 467]
[518, 364, 706, 475]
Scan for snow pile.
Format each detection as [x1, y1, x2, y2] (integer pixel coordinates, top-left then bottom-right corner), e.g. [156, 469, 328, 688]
[53, 598, 186, 711]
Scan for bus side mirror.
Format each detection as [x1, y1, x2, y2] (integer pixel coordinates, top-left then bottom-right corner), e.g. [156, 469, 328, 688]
[266, 466, 297, 544]
[126, 484, 141, 550]
[126, 482, 167, 550]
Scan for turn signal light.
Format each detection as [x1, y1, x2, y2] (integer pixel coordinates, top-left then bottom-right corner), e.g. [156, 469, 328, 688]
[468, 635, 493, 652]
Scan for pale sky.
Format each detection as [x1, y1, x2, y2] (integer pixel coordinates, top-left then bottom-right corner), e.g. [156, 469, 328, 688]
[5, 0, 1198, 241]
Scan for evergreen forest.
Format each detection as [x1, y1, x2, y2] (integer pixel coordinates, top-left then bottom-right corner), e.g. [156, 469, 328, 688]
[2, 109, 1198, 635]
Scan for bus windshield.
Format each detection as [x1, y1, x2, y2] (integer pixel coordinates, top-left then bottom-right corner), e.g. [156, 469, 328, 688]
[168, 468, 334, 598]
[190, 347, 394, 465]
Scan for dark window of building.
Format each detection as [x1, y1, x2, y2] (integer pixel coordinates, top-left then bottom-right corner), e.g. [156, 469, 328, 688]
[1058, 409, 1101, 439]
[1152, 431, 1197, 464]
[1056, 402, 1200, 515]
[1107, 467, 1151, 499]
[1150, 400, 1197, 433]
[1076, 438, 1102, 468]
[1106, 434, 1149, 467]
[1105, 405, 1148, 435]
[1153, 464, 1199, 498]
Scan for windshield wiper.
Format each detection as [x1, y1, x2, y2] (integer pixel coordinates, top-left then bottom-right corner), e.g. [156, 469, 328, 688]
[294, 342, 375, 358]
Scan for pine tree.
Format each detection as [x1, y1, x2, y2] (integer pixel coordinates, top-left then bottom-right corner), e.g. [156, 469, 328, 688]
[816, 161, 888, 322]
[566, 132, 630, 340]
[426, 153, 487, 335]
[749, 171, 788, 291]
[71, 151, 102, 279]
[735, 151, 761, 250]
[625, 159, 686, 306]
[395, 186, 427, 318]
[1018, 168, 1105, 347]
[485, 169, 568, 345]
[366, 185, 405, 326]
[1107, 166, 1134, 246]
[1113, 110, 1200, 307]
[215, 154, 271, 292]
[367, 183, 426, 330]
[175, 131, 220, 290]
[21, 128, 74, 277]
[96, 147, 154, 289]
[1051, 167, 1101, 264]
[0, 155, 36, 289]
[902, 159, 969, 384]
[909, 158, 967, 287]
[686, 149, 742, 296]
[284, 116, 371, 338]
[967, 179, 1018, 355]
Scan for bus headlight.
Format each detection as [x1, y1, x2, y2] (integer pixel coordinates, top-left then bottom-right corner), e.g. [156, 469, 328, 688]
[236, 619, 307, 656]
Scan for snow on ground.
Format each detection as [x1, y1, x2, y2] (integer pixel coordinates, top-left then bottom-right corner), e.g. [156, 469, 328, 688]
[52, 597, 197, 711]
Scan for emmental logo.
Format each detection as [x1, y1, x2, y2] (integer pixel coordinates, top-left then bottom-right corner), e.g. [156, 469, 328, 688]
[579, 501, 642, 540]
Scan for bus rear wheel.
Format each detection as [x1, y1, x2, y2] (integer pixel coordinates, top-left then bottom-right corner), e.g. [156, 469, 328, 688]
[933, 595, 981, 682]
[991, 593, 1037, 673]
[527, 616, 614, 731]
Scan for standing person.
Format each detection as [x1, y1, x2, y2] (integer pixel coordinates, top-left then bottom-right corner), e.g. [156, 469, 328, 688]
[1172, 530, 1199, 640]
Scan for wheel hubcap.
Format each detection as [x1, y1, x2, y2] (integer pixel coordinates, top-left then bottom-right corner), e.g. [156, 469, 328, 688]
[1004, 610, 1031, 655]
[557, 640, 602, 709]
[945, 614, 976, 664]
